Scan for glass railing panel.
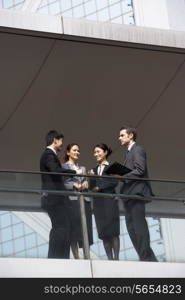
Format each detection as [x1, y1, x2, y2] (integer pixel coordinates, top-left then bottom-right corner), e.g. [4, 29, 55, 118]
[0, 171, 185, 263]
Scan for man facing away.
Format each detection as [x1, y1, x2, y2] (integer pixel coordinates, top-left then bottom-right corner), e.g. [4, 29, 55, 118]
[119, 125, 157, 262]
[40, 130, 82, 259]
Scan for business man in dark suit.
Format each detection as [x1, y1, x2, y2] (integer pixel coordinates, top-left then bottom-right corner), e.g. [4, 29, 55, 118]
[40, 130, 82, 259]
[119, 125, 157, 261]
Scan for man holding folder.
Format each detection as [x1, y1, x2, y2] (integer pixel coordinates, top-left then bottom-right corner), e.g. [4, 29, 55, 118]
[118, 125, 157, 262]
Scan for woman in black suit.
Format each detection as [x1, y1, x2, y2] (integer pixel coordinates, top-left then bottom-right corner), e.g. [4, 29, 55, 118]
[62, 143, 93, 259]
[89, 143, 120, 260]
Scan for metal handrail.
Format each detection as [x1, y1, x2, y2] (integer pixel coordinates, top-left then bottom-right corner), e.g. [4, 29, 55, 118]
[1, 169, 185, 184]
[0, 186, 185, 203]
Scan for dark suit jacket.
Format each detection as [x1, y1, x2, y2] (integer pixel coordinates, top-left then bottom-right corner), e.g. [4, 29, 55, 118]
[121, 144, 153, 202]
[40, 148, 76, 208]
[90, 165, 118, 193]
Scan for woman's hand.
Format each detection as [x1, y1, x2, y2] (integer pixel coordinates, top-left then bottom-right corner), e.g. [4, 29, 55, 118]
[73, 183, 82, 190]
[88, 169, 95, 175]
[81, 181, 89, 190]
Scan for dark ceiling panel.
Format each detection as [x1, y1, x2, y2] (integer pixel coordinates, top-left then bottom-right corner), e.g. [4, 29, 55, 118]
[0, 32, 54, 129]
[0, 29, 185, 217]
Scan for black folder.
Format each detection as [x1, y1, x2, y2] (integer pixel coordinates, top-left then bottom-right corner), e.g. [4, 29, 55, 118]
[105, 162, 131, 176]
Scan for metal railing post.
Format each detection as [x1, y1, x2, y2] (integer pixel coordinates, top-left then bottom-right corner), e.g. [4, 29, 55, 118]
[79, 194, 90, 260]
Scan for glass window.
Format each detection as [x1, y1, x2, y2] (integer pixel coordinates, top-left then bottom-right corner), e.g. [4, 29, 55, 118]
[109, 0, 119, 4]
[11, 214, 21, 225]
[125, 248, 138, 260]
[110, 3, 121, 18]
[157, 254, 166, 262]
[147, 217, 160, 226]
[124, 0, 133, 7]
[62, 9, 73, 17]
[38, 244, 48, 258]
[92, 228, 98, 240]
[47, 0, 57, 4]
[24, 225, 33, 235]
[84, 0, 96, 15]
[73, 5, 84, 18]
[91, 241, 105, 257]
[121, 0, 133, 14]
[96, 242, 105, 256]
[119, 250, 126, 260]
[100, 254, 107, 260]
[26, 248, 38, 258]
[3, 0, 13, 8]
[72, 0, 83, 6]
[123, 11, 134, 24]
[14, 237, 25, 252]
[14, 3, 24, 10]
[16, 251, 26, 257]
[2, 241, 13, 256]
[0, 211, 6, 215]
[39, 0, 48, 6]
[120, 223, 124, 234]
[123, 233, 133, 249]
[25, 234, 36, 249]
[36, 235, 47, 245]
[151, 241, 165, 256]
[98, 8, 109, 22]
[149, 226, 161, 241]
[37, 5, 50, 15]
[61, 0, 72, 11]
[1, 213, 11, 227]
[96, 0, 108, 10]
[49, 1, 61, 15]
[86, 13, 97, 21]
[1, 227, 12, 242]
[119, 235, 124, 250]
[15, 0, 24, 3]
[13, 223, 24, 238]
[111, 16, 122, 24]
[120, 217, 127, 233]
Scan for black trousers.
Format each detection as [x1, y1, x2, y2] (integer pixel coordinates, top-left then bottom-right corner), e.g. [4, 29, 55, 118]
[124, 199, 157, 261]
[47, 202, 71, 259]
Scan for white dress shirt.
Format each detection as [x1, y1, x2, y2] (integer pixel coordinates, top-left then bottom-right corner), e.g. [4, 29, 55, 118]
[47, 146, 57, 155]
[97, 161, 109, 176]
[128, 142, 135, 152]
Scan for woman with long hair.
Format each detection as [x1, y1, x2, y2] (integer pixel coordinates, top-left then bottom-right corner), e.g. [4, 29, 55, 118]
[62, 143, 93, 259]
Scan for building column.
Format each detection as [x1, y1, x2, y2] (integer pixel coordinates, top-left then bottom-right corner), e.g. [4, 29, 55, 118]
[161, 218, 185, 263]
